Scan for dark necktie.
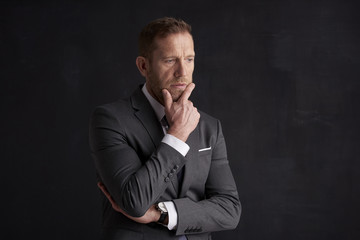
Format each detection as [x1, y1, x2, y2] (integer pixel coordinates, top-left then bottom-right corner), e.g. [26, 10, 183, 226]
[160, 116, 169, 132]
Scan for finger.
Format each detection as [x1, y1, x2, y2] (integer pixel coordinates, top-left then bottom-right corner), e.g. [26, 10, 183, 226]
[179, 83, 195, 103]
[97, 183, 120, 210]
[97, 182, 105, 191]
[97, 183, 126, 214]
[97, 182, 112, 200]
[162, 88, 173, 110]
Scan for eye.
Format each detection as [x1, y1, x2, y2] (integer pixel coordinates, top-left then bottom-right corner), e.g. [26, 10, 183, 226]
[186, 57, 194, 63]
[164, 59, 175, 64]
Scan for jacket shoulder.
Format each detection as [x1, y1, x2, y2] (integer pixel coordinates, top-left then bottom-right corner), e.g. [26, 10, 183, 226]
[91, 97, 134, 119]
[198, 110, 221, 128]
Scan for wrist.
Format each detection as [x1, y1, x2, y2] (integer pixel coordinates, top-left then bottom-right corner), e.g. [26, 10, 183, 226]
[163, 215, 169, 225]
[156, 202, 169, 225]
[167, 129, 188, 142]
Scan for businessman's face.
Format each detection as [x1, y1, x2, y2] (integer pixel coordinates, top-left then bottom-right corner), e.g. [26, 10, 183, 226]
[145, 32, 195, 105]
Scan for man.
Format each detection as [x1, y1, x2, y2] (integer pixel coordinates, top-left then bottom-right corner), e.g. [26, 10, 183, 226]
[89, 17, 241, 240]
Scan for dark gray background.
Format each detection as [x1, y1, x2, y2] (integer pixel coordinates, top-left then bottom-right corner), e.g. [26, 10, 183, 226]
[1, 0, 359, 239]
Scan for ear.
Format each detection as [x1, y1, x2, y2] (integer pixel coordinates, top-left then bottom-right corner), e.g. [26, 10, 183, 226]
[136, 56, 148, 77]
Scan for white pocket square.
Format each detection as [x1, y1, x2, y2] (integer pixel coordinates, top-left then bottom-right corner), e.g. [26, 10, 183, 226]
[198, 147, 212, 152]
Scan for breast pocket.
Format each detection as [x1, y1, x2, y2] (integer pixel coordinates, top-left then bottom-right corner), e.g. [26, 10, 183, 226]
[195, 148, 212, 183]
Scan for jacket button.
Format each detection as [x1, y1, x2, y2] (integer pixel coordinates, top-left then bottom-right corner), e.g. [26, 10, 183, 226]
[164, 177, 170, 182]
[168, 173, 173, 178]
[171, 169, 176, 173]
[174, 165, 179, 170]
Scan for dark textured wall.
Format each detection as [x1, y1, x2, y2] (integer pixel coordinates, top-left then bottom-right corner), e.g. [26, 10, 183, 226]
[1, 0, 359, 239]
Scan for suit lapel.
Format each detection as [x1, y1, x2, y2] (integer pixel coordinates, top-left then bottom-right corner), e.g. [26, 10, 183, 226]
[131, 87, 163, 148]
[179, 125, 200, 197]
[131, 86, 180, 194]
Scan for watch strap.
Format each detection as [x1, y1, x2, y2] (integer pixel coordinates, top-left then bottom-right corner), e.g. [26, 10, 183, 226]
[158, 212, 168, 224]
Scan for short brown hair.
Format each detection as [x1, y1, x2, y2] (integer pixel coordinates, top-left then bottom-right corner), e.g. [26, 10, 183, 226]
[138, 17, 192, 58]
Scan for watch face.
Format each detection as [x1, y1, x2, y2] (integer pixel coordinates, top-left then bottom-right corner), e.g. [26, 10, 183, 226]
[158, 202, 168, 212]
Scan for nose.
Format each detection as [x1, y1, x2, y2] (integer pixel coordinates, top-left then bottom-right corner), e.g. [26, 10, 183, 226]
[174, 60, 187, 78]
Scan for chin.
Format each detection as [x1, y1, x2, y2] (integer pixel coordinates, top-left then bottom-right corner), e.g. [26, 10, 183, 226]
[170, 90, 184, 102]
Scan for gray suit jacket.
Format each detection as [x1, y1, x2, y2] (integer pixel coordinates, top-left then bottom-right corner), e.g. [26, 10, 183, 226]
[89, 86, 241, 240]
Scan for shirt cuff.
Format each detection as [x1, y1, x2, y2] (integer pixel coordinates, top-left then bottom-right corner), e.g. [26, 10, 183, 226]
[163, 201, 178, 230]
[162, 134, 190, 157]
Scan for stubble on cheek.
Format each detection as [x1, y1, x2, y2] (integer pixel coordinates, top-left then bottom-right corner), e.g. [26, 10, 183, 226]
[158, 86, 183, 103]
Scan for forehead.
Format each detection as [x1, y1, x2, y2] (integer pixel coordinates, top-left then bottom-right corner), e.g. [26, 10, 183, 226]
[152, 32, 194, 56]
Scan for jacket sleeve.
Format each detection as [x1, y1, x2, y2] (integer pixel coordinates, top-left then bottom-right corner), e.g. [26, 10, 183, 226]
[173, 120, 241, 235]
[89, 106, 186, 217]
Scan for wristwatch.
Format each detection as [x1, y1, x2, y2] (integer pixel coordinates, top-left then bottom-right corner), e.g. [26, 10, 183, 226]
[156, 202, 168, 225]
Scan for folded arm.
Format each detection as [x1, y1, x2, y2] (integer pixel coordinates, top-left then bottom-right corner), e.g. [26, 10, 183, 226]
[174, 120, 241, 235]
[93, 115, 241, 234]
[89, 106, 186, 217]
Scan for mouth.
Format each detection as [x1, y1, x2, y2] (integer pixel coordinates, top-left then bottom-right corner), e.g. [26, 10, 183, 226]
[170, 83, 187, 90]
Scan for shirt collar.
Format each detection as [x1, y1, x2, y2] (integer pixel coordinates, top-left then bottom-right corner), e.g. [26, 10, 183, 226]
[142, 83, 165, 122]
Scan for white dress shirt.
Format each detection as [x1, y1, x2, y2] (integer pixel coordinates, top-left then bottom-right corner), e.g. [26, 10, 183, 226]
[142, 84, 189, 230]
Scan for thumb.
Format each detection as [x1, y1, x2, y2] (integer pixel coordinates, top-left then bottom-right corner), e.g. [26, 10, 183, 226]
[162, 89, 172, 110]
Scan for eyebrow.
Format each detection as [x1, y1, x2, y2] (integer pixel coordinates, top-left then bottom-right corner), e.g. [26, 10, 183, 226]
[162, 54, 195, 59]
